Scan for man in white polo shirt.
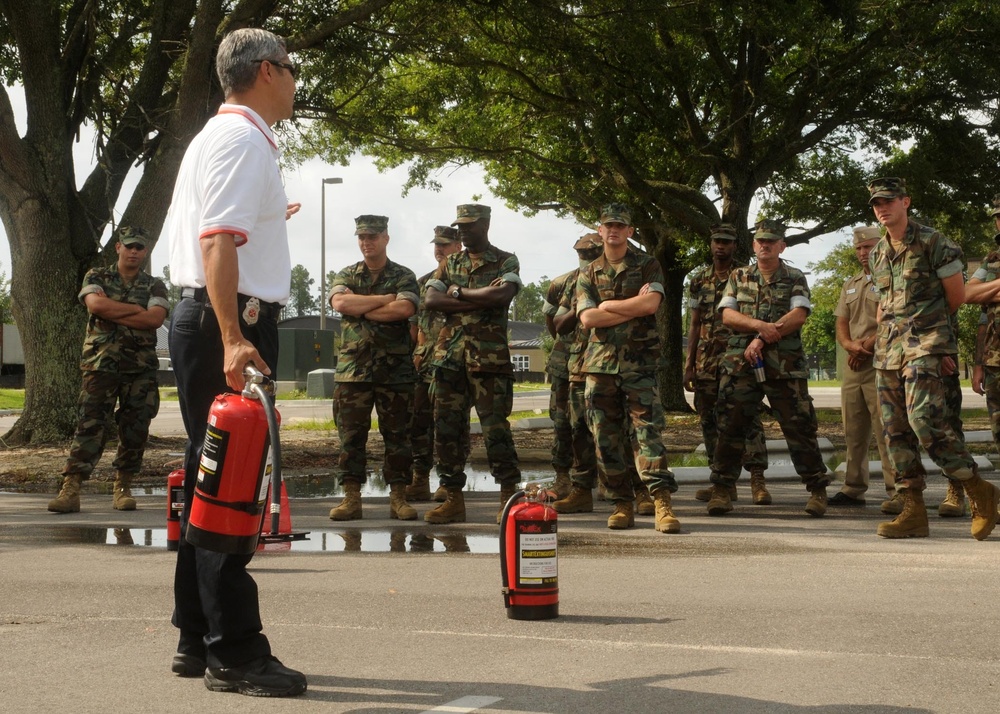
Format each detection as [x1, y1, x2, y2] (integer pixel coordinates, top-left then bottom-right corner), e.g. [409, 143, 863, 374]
[164, 28, 305, 698]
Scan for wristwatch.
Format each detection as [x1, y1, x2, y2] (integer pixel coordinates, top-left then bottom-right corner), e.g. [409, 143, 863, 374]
[451, 286, 462, 299]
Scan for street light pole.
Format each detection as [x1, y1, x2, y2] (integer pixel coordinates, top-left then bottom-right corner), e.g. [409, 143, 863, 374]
[319, 177, 343, 331]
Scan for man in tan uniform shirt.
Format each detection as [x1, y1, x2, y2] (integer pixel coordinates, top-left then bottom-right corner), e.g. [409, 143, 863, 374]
[832, 226, 898, 512]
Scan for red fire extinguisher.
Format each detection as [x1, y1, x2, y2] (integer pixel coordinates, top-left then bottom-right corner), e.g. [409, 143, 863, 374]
[499, 488, 559, 620]
[185, 366, 282, 555]
[166, 469, 185, 551]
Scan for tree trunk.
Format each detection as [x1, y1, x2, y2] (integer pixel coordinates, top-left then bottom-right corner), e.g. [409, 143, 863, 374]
[4, 209, 87, 443]
[653, 240, 691, 413]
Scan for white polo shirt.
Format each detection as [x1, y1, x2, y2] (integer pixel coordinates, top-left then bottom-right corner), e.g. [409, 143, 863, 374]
[165, 104, 291, 304]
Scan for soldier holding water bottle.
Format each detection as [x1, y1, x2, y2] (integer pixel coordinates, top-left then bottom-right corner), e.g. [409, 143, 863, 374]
[702, 219, 832, 518]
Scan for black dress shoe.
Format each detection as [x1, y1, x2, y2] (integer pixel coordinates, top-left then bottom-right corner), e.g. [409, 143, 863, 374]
[205, 655, 307, 697]
[828, 492, 866, 507]
[171, 653, 207, 677]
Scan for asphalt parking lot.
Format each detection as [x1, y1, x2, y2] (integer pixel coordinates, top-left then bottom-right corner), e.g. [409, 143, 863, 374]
[2, 480, 999, 713]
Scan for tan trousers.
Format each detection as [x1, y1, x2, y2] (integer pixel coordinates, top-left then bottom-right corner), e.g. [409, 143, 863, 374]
[840, 362, 895, 497]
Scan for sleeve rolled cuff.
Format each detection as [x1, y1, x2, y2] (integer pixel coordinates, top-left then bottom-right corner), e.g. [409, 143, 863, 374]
[973, 268, 990, 282]
[687, 297, 700, 310]
[646, 281, 665, 296]
[790, 295, 812, 311]
[717, 296, 738, 312]
[501, 272, 523, 291]
[397, 290, 419, 306]
[425, 279, 448, 293]
[329, 285, 349, 296]
[936, 258, 964, 279]
[77, 284, 105, 303]
[147, 297, 171, 313]
[542, 300, 558, 317]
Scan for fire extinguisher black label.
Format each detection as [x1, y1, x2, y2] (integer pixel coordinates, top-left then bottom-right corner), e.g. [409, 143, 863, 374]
[516, 520, 558, 588]
[197, 424, 229, 497]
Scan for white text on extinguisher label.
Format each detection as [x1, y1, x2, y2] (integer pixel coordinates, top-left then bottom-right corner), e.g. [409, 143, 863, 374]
[257, 446, 274, 503]
[518, 532, 557, 585]
[197, 424, 229, 496]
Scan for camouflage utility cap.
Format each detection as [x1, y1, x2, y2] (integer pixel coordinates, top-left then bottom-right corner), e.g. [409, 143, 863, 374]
[867, 177, 907, 205]
[431, 225, 459, 244]
[754, 219, 785, 242]
[989, 194, 1000, 219]
[710, 223, 738, 242]
[118, 226, 149, 248]
[853, 225, 881, 245]
[599, 203, 632, 226]
[355, 215, 389, 235]
[452, 204, 491, 225]
[573, 232, 602, 252]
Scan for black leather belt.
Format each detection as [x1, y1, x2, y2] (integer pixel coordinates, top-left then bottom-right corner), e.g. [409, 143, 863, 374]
[181, 287, 282, 320]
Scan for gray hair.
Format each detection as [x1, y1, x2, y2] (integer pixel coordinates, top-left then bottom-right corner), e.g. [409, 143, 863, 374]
[216, 28, 287, 97]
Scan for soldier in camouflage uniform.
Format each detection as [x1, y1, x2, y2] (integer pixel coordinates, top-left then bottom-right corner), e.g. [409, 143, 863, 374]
[705, 219, 831, 518]
[684, 223, 771, 506]
[576, 204, 680, 533]
[867, 177, 1000, 540]
[422, 204, 523, 525]
[328, 215, 420, 522]
[961, 197, 1000, 522]
[406, 225, 470, 502]
[48, 226, 169, 513]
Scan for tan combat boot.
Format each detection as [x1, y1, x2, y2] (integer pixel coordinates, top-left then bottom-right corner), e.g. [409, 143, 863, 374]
[48, 474, 82, 513]
[706, 484, 734, 516]
[634, 484, 655, 516]
[881, 490, 904, 515]
[696, 482, 738, 503]
[497, 483, 518, 525]
[553, 485, 594, 513]
[389, 483, 418, 521]
[937, 479, 966, 518]
[550, 471, 572, 500]
[424, 488, 466, 524]
[877, 488, 929, 538]
[405, 470, 432, 502]
[607, 500, 635, 529]
[963, 475, 1000, 541]
[653, 491, 680, 533]
[749, 468, 771, 505]
[805, 485, 828, 517]
[329, 480, 363, 521]
[112, 472, 137, 511]
[432, 484, 448, 502]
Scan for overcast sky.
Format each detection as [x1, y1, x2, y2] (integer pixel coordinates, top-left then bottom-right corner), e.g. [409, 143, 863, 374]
[1, 84, 845, 295]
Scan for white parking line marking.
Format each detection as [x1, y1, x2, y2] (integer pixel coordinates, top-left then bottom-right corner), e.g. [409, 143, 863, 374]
[420, 695, 503, 713]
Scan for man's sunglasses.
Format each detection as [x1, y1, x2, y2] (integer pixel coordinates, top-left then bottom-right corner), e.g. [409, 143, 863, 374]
[253, 58, 298, 79]
[122, 243, 147, 251]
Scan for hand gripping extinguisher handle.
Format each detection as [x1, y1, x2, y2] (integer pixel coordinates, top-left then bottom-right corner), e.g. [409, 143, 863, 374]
[243, 365, 282, 536]
[498, 489, 526, 607]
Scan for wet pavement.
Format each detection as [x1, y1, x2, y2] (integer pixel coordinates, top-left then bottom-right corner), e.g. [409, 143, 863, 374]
[3, 483, 1000, 713]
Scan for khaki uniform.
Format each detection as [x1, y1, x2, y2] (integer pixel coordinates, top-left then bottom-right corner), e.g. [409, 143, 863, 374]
[870, 219, 975, 490]
[834, 272, 895, 497]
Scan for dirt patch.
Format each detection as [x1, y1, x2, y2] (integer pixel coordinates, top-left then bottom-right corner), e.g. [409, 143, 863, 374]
[1, 410, 994, 493]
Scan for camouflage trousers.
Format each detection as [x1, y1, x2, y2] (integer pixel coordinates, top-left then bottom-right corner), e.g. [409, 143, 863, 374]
[432, 367, 520, 488]
[333, 382, 413, 486]
[584, 371, 676, 500]
[983, 366, 1000, 452]
[409, 377, 471, 475]
[568, 379, 641, 490]
[693, 377, 768, 473]
[876, 360, 975, 491]
[63, 369, 160, 479]
[549, 375, 573, 473]
[712, 375, 829, 489]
